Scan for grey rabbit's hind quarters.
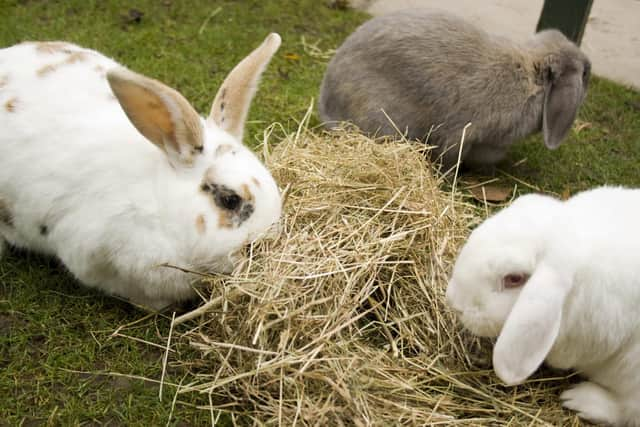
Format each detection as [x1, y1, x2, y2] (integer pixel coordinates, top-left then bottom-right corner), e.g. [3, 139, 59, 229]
[318, 9, 591, 170]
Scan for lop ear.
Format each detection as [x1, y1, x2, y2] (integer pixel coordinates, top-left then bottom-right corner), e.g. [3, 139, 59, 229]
[493, 263, 571, 385]
[107, 68, 204, 167]
[208, 33, 281, 141]
[541, 57, 585, 149]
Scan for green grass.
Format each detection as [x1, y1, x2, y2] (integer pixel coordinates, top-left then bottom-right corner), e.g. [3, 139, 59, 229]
[500, 76, 640, 196]
[1, 0, 639, 425]
[0, 1, 368, 425]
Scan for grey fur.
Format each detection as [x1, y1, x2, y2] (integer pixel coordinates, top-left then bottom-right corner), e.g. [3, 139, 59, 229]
[318, 10, 591, 169]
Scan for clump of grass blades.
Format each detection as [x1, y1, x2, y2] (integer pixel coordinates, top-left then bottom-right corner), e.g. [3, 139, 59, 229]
[169, 113, 581, 425]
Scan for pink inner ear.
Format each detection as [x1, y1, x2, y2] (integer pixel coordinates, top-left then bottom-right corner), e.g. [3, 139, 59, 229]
[502, 273, 529, 289]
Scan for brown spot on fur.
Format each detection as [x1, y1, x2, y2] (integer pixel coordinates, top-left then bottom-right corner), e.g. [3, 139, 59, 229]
[0, 198, 13, 227]
[218, 211, 234, 229]
[215, 144, 234, 157]
[35, 41, 74, 54]
[0, 75, 8, 89]
[195, 214, 206, 235]
[93, 65, 108, 79]
[251, 177, 261, 188]
[240, 184, 254, 202]
[35, 51, 88, 79]
[65, 51, 87, 64]
[4, 98, 17, 113]
[37, 64, 58, 77]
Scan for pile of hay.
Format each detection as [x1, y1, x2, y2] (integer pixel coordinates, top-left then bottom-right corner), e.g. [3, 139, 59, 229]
[170, 120, 579, 425]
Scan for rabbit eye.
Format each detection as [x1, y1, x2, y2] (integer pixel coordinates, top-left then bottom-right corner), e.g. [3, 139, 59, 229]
[201, 181, 243, 212]
[502, 273, 528, 289]
[218, 193, 241, 211]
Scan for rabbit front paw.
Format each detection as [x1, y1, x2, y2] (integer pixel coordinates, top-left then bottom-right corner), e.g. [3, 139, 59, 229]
[560, 381, 622, 426]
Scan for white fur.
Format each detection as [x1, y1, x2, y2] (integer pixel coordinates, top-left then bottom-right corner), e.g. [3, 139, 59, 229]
[0, 39, 282, 310]
[447, 187, 640, 426]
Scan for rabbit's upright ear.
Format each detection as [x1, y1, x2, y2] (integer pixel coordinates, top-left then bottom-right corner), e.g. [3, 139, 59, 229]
[107, 68, 204, 167]
[208, 33, 281, 142]
[493, 263, 571, 385]
[541, 56, 585, 149]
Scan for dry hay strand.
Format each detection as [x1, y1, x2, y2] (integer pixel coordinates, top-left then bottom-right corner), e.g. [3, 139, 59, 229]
[171, 123, 583, 426]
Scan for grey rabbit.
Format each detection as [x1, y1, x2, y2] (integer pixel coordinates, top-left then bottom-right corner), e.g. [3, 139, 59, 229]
[318, 9, 591, 169]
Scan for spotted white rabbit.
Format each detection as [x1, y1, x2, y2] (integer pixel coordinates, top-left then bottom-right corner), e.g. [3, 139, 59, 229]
[318, 10, 591, 169]
[0, 35, 282, 310]
[447, 187, 640, 426]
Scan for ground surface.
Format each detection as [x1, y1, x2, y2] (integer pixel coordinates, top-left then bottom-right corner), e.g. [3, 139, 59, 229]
[0, 1, 368, 425]
[0, 0, 639, 425]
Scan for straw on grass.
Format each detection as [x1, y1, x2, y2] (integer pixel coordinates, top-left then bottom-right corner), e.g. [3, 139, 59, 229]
[168, 119, 582, 426]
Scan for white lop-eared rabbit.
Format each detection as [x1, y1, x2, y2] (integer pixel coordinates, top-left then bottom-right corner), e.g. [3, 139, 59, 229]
[318, 10, 591, 169]
[0, 35, 282, 310]
[447, 187, 640, 426]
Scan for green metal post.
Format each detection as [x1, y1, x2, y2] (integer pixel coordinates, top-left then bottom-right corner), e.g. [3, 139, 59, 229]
[536, 0, 594, 45]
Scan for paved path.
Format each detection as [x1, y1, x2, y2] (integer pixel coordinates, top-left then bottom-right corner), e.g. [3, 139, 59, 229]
[352, 0, 640, 90]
